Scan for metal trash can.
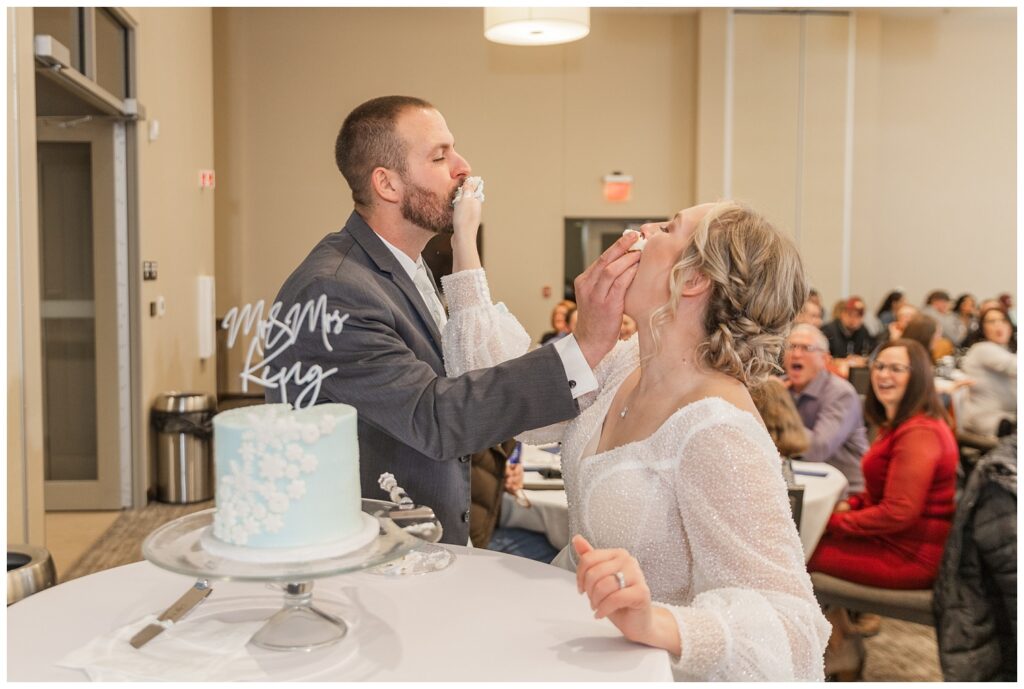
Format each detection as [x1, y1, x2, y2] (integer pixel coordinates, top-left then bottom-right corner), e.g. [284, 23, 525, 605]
[152, 392, 215, 504]
[8, 544, 57, 606]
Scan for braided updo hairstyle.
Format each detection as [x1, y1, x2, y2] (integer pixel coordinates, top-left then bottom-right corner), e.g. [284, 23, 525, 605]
[649, 201, 808, 386]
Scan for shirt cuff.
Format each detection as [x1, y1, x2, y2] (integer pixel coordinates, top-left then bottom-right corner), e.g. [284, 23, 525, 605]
[553, 334, 598, 399]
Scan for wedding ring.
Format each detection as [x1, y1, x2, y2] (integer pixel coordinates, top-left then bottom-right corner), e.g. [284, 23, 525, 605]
[614, 571, 627, 590]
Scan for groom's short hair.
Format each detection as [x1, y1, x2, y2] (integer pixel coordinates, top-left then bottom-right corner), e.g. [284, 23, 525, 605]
[335, 95, 434, 207]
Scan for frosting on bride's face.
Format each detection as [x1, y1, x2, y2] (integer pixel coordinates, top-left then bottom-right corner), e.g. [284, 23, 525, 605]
[624, 205, 713, 322]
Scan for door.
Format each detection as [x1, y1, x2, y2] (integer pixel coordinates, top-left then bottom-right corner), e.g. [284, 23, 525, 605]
[37, 117, 129, 509]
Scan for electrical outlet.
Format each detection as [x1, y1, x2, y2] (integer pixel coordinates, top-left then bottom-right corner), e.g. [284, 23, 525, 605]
[143, 261, 158, 280]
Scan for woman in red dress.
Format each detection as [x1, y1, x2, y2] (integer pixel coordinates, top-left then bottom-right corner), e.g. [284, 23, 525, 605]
[809, 339, 958, 589]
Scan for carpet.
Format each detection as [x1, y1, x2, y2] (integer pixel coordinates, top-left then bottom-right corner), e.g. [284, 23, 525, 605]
[61, 500, 214, 583]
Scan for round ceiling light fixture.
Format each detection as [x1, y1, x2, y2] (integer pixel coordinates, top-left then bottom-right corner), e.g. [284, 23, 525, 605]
[484, 8, 590, 47]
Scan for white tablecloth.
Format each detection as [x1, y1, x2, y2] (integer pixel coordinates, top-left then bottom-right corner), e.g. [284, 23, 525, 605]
[7, 546, 671, 681]
[790, 459, 848, 561]
[502, 460, 848, 563]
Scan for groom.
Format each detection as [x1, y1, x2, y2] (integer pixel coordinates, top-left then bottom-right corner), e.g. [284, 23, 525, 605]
[270, 96, 639, 544]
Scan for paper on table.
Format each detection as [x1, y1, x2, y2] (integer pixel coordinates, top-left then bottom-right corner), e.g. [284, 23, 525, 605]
[523, 471, 564, 490]
[519, 443, 561, 470]
[57, 612, 267, 681]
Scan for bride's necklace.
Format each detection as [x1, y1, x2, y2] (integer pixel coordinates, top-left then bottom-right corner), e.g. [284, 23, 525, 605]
[618, 359, 689, 419]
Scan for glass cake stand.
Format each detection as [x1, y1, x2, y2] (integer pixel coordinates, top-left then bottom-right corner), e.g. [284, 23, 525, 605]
[142, 499, 436, 651]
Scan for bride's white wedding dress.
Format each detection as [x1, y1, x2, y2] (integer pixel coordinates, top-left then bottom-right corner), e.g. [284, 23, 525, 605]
[440, 269, 830, 681]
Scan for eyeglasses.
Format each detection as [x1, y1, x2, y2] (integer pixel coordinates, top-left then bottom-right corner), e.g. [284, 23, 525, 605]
[871, 361, 910, 375]
[785, 343, 824, 353]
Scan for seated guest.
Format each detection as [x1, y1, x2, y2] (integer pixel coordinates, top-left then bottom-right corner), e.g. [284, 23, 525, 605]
[953, 293, 979, 346]
[753, 378, 809, 459]
[619, 314, 637, 340]
[998, 292, 1016, 326]
[471, 441, 559, 563]
[902, 314, 942, 361]
[809, 339, 958, 590]
[543, 305, 577, 346]
[822, 296, 876, 359]
[881, 303, 918, 344]
[876, 290, 906, 328]
[783, 324, 868, 492]
[922, 290, 962, 344]
[794, 298, 824, 328]
[958, 306, 1017, 438]
[538, 300, 575, 345]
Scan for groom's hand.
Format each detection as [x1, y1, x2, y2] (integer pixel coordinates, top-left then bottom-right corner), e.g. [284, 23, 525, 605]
[573, 234, 642, 368]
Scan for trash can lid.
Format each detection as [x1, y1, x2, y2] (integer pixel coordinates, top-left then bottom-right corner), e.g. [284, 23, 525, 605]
[153, 392, 215, 413]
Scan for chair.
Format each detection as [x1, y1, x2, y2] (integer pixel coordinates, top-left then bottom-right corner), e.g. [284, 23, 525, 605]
[810, 573, 934, 626]
[811, 573, 935, 680]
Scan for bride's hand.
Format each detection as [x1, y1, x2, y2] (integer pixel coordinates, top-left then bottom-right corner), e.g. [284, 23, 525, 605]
[573, 535, 656, 643]
[451, 177, 482, 272]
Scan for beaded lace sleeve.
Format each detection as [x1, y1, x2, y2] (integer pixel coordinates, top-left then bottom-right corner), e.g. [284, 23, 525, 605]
[654, 420, 830, 681]
[440, 268, 531, 376]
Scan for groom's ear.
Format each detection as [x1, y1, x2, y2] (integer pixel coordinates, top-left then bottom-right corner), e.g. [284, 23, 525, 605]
[370, 167, 402, 205]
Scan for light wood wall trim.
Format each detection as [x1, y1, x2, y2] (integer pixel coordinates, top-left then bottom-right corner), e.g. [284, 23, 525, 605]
[7, 7, 47, 546]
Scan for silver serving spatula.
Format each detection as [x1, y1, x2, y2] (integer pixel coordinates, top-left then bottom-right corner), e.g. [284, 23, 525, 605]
[129, 579, 212, 649]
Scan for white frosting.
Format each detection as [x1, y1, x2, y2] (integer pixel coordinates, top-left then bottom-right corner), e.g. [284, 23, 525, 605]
[623, 229, 647, 252]
[452, 176, 485, 206]
[210, 403, 362, 555]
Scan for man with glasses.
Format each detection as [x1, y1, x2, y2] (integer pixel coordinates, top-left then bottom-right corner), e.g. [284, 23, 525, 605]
[782, 324, 868, 493]
[822, 296, 876, 360]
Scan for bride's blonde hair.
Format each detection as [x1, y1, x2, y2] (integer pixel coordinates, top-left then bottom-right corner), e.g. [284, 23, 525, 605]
[649, 201, 807, 386]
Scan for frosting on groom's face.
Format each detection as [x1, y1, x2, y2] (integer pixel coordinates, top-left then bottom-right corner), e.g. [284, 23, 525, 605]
[394, 107, 471, 234]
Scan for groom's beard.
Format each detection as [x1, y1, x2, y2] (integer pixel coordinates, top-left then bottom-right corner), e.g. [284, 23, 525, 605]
[400, 179, 457, 235]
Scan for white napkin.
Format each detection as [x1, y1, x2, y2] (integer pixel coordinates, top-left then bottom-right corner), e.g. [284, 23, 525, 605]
[57, 613, 268, 681]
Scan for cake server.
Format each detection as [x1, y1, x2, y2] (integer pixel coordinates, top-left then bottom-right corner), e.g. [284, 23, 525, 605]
[129, 579, 212, 649]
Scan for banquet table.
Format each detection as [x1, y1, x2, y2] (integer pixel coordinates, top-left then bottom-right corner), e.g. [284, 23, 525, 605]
[7, 545, 672, 682]
[502, 458, 848, 564]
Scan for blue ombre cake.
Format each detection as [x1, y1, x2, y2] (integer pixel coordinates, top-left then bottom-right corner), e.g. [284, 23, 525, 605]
[207, 403, 366, 556]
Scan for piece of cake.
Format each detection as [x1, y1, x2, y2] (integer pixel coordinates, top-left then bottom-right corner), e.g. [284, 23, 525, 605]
[623, 228, 647, 252]
[207, 403, 364, 554]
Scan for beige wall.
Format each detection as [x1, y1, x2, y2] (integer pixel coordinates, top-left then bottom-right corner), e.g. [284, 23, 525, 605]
[8, 8, 46, 545]
[212, 8, 699, 388]
[851, 8, 1016, 314]
[131, 6, 217, 493]
[696, 8, 1015, 319]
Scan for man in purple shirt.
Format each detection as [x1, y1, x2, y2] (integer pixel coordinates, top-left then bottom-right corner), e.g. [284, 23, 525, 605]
[783, 324, 867, 493]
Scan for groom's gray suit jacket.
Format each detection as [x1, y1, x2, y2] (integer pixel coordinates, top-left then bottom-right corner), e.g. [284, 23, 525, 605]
[270, 211, 579, 544]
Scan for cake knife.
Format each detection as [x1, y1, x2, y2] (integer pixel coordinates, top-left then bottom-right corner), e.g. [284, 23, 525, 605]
[129, 579, 212, 649]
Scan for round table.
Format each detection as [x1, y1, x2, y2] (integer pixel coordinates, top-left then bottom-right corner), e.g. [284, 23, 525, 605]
[790, 460, 849, 561]
[503, 460, 848, 563]
[7, 545, 672, 681]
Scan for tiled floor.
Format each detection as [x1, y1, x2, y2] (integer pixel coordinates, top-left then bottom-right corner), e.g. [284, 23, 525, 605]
[45, 510, 122, 582]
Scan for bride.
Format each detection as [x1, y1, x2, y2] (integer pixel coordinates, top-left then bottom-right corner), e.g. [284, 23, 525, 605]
[440, 182, 830, 681]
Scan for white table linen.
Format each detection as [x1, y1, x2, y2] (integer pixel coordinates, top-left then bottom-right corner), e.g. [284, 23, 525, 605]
[8, 546, 671, 682]
[502, 459, 847, 563]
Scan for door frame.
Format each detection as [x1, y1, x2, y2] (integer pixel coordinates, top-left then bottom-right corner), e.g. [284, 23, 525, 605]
[37, 116, 131, 510]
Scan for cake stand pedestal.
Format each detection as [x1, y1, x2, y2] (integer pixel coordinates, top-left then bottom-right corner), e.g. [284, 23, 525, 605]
[142, 499, 438, 651]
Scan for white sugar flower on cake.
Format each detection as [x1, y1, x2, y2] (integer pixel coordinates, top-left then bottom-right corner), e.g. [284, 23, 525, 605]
[301, 424, 321, 444]
[267, 493, 290, 514]
[300, 454, 318, 473]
